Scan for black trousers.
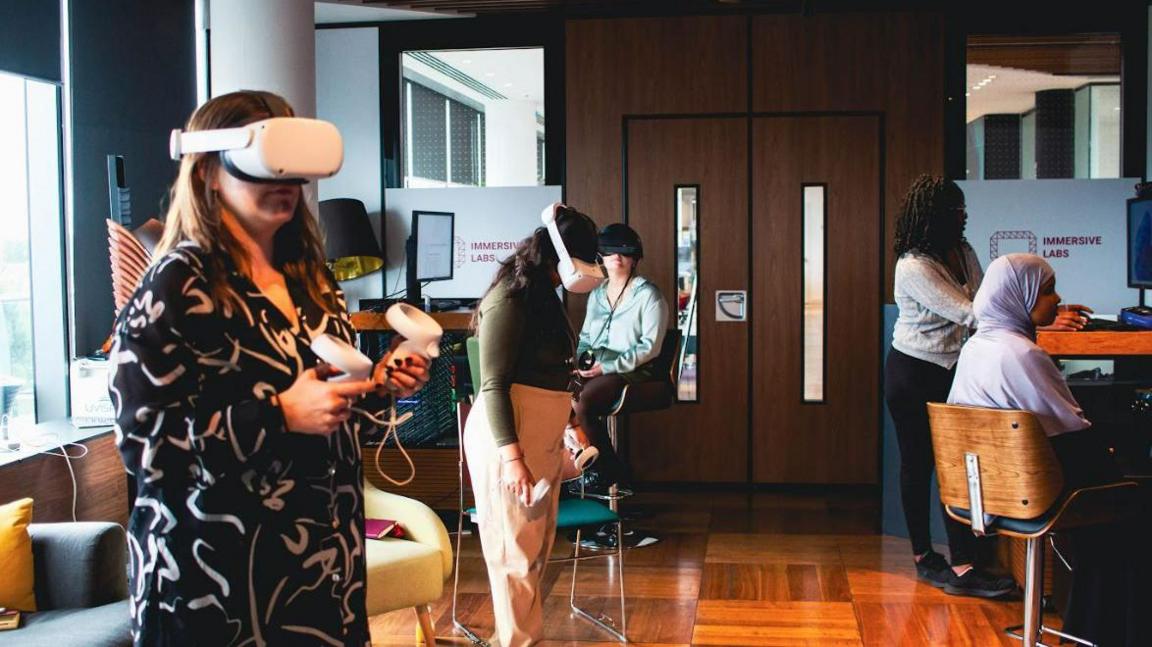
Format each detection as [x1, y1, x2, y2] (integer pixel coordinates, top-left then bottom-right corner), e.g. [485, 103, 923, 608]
[884, 347, 978, 564]
[572, 374, 629, 485]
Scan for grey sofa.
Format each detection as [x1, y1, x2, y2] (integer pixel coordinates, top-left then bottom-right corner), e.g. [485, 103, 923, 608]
[7, 522, 131, 647]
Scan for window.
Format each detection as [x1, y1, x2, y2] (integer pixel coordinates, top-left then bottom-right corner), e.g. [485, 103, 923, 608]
[966, 34, 1121, 180]
[675, 186, 699, 402]
[401, 48, 544, 188]
[802, 185, 826, 402]
[0, 71, 66, 432]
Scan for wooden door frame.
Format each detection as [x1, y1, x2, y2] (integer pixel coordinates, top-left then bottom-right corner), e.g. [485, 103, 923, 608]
[621, 110, 887, 485]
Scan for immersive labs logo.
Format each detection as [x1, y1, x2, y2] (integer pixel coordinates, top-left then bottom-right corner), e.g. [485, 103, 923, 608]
[989, 229, 1103, 260]
[455, 237, 522, 267]
[989, 230, 1037, 259]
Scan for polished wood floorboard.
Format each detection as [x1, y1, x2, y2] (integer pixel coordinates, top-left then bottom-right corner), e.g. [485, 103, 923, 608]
[369, 490, 1044, 646]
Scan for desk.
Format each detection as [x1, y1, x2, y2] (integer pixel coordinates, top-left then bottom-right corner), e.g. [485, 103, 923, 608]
[351, 310, 474, 333]
[353, 310, 475, 509]
[1037, 330, 1152, 356]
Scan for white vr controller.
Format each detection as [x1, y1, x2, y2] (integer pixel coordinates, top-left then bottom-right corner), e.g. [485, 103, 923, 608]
[385, 303, 443, 364]
[309, 304, 443, 381]
[170, 117, 343, 183]
[540, 202, 605, 294]
[309, 334, 373, 381]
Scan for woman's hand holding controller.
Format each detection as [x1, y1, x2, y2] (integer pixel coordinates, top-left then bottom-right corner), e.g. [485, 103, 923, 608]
[372, 336, 431, 398]
[279, 368, 376, 435]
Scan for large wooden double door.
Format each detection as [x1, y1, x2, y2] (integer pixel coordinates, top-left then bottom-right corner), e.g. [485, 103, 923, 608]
[624, 115, 881, 484]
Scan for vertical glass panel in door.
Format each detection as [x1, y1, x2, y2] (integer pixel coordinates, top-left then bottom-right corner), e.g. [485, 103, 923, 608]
[675, 186, 699, 402]
[803, 185, 825, 402]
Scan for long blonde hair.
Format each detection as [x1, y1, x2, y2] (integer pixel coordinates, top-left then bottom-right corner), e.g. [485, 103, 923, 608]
[155, 90, 337, 315]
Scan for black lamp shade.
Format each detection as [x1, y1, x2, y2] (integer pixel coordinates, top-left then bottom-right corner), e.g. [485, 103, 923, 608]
[319, 198, 384, 281]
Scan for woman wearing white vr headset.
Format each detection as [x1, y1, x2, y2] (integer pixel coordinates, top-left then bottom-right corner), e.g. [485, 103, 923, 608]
[464, 204, 600, 647]
[108, 90, 428, 647]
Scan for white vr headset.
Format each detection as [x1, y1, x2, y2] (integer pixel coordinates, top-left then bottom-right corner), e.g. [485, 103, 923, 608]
[169, 117, 343, 184]
[540, 202, 605, 294]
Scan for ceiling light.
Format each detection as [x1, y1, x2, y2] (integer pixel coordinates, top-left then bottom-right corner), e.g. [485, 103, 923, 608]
[965, 92, 970, 97]
[485, 72, 495, 77]
[503, 82, 513, 87]
[462, 59, 472, 64]
[989, 74, 997, 80]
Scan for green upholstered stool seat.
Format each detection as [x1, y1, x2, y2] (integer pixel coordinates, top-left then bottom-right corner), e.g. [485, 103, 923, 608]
[465, 498, 619, 529]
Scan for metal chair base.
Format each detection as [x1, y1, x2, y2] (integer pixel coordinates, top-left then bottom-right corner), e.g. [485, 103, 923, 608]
[570, 520, 628, 643]
[1005, 624, 1096, 647]
[1006, 536, 1096, 647]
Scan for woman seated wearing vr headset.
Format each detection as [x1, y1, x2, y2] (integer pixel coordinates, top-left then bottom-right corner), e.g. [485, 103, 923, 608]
[108, 90, 429, 647]
[573, 224, 670, 496]
[948, 253, 1148, 646]
[465, 204, 600, 647]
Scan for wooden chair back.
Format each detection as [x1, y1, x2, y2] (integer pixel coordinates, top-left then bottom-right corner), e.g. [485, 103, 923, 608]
[927, 403, 1064, 521]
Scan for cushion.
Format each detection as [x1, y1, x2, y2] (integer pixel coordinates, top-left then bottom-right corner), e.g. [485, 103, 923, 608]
[12, 600, 130, 646]
[364, 537, 444, 616]
[556, 498, 619, 529]
[0, 498, 36, 611]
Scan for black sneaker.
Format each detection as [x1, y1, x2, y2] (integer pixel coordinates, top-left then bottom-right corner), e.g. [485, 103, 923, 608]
[915, 551, 952, 588]
[944, 567, 1017, 599]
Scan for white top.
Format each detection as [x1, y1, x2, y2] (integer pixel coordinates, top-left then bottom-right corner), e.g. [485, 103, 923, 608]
[948, 253, 1090, 438]
[891, 246, 984, 369]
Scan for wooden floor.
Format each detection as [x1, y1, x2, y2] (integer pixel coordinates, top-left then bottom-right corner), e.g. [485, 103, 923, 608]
[369, 489, 1044, 646]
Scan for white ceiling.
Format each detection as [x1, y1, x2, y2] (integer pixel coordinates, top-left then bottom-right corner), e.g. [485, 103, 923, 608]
[966, 63, 1120, 123]
[428, 49, 545, 105]
[314, 1, 461, 23]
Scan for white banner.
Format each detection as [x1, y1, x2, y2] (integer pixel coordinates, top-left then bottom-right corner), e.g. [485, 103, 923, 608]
[958, 179, 1141, 315]
[381, 186, 564, 301]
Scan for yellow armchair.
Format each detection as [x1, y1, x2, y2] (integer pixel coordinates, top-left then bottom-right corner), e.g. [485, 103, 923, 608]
[363, 479, 453, 643]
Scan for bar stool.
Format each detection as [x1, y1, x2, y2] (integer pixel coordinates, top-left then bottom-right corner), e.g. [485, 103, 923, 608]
[451, 337, 628, 645]
[590, 330, 682, 513]
[927, 403, 1139, 647]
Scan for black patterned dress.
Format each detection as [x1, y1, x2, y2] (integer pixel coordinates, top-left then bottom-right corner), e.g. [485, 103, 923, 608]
[109, 243, 375, 646]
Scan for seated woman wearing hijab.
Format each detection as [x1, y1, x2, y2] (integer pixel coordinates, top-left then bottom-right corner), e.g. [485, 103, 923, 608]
[948, 253, 1148, 646]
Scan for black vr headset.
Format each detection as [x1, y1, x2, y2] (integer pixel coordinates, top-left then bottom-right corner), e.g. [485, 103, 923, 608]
[598, 223, 643, 259]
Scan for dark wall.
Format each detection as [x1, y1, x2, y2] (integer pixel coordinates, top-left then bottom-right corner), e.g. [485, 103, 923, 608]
[69, 0, 196, 354]
[0, 0, 61, 82]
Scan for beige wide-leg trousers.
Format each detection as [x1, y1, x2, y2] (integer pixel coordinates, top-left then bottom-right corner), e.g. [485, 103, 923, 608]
[464, 384, 571, 647]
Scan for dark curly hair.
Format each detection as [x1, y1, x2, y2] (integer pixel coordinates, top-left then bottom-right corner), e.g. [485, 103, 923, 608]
[893, 174, 968, 260]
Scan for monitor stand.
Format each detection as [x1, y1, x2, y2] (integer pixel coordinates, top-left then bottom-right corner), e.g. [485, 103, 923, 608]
[405, 235, 422, 307]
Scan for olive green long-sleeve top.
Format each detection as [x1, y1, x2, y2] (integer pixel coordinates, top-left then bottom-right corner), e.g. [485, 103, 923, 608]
[476, 281, 574, 447]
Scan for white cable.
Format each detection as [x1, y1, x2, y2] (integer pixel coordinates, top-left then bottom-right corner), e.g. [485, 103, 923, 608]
[28, 432, 84, 522]
[353, 400, 417, 487]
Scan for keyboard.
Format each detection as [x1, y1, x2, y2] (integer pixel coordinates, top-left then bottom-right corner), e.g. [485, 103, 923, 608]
[1081, 317, 1140, 332]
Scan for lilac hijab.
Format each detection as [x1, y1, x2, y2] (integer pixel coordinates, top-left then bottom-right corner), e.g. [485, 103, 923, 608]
[947, 254, 1090, 437]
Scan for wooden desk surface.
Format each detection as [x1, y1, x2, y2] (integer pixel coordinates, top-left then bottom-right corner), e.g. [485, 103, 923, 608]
[1037, 330, 1152, 356]
[351, 310, 474, 332]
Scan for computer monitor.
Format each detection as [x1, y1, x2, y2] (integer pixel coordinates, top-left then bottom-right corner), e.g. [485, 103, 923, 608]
[406, 210, 455, 305]
[1127, 196, 1152, 289]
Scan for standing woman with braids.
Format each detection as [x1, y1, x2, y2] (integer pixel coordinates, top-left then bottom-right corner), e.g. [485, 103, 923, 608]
[464, 206, 599, 646]
[885, 175, 1090, 599]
